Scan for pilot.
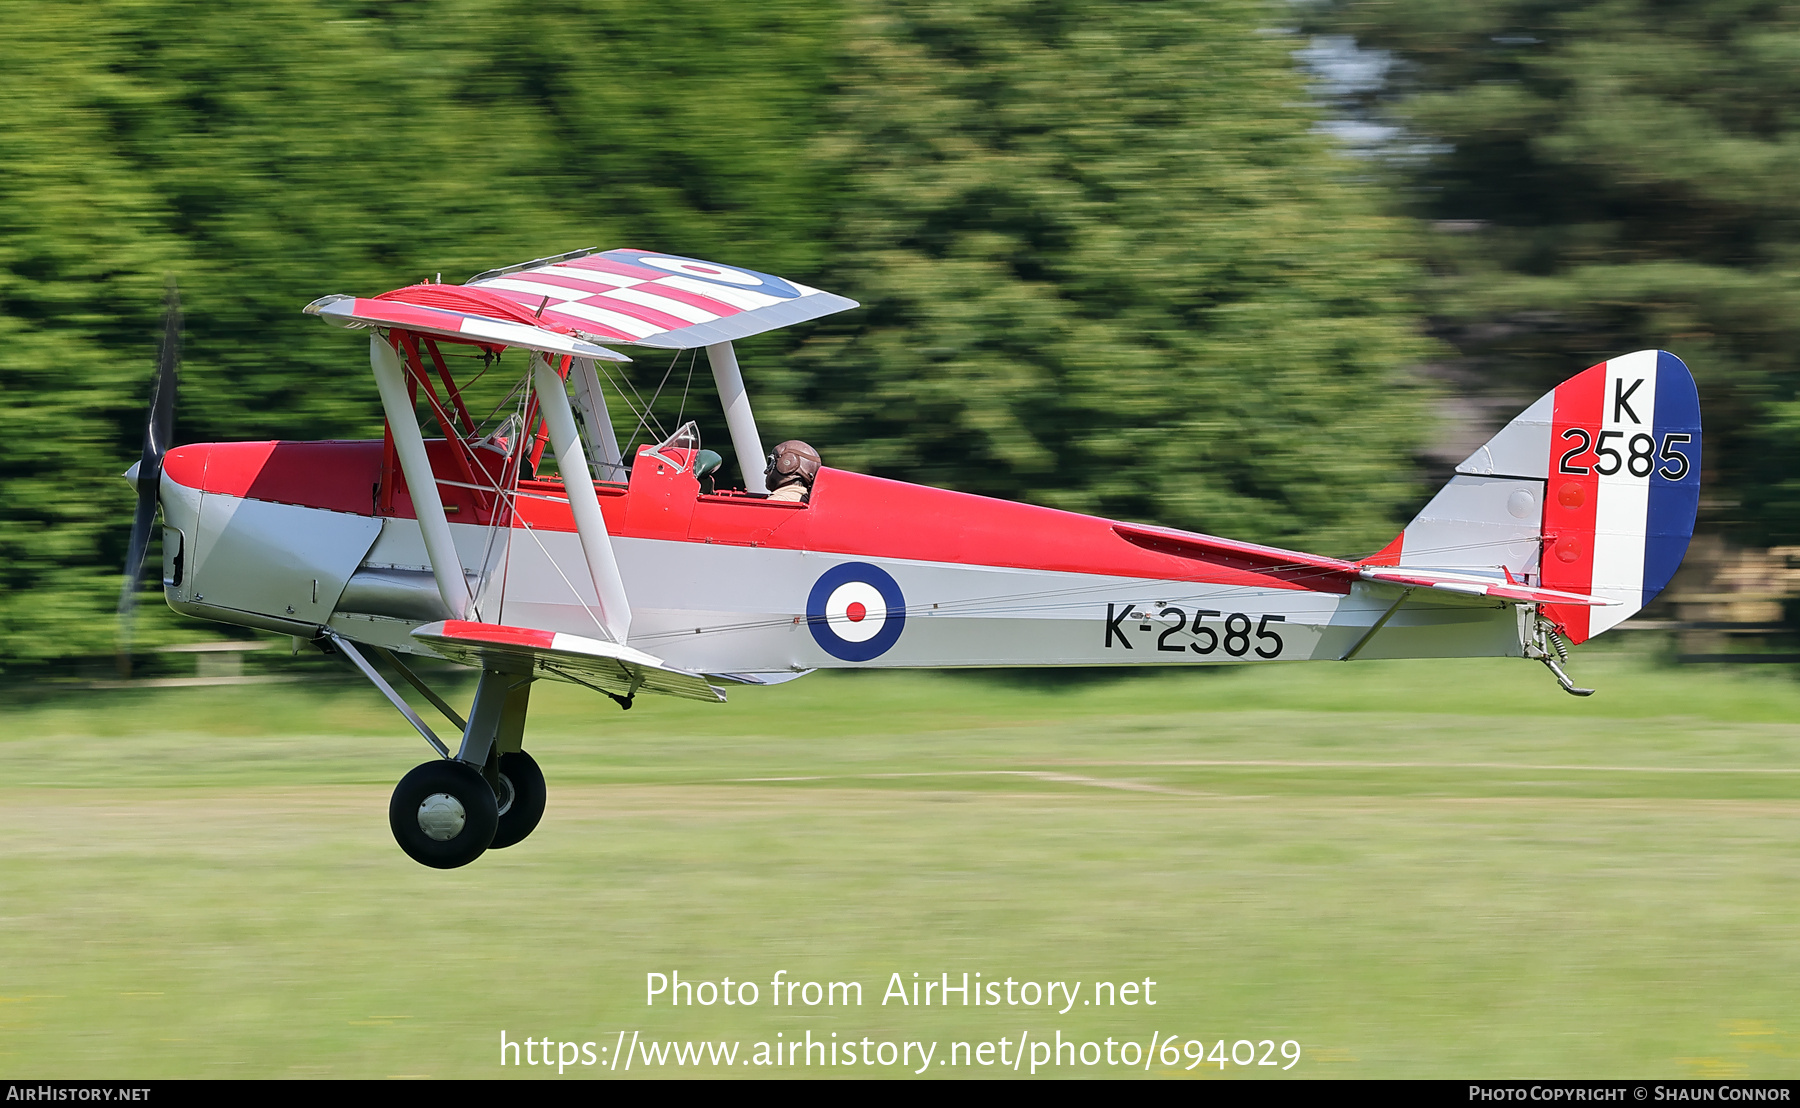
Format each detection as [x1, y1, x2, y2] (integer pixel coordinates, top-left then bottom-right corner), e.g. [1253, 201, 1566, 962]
[764, 440, 820, 502]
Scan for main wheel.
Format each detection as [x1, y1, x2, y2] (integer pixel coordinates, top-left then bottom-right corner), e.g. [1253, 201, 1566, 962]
[389, 759, 499, 869]
[489, 750, 547, 850]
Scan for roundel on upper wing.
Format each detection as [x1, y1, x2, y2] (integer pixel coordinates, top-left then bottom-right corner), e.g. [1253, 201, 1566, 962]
[638, 256, 762, 286]
[633, 253, 802, 299]
[807, 562, 906, 662]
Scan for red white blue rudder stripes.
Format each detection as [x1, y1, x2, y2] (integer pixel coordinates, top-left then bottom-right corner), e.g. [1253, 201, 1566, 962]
[1370, 350, 1700, 645]
[1537, 351, 1701, 643]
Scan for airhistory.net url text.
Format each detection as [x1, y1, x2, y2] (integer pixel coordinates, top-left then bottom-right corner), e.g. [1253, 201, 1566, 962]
[500, 1029, 1302, 1074]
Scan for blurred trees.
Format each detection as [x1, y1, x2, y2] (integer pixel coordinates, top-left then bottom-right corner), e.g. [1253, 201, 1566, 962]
[0, 0, 841, 664]
[0, 0, 1430, 669]
[1315, 0, 1800, 543]
[775, 0, 1430, 554]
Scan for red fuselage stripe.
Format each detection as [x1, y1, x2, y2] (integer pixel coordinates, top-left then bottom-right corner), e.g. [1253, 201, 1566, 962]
[163, 439, 1336, 591]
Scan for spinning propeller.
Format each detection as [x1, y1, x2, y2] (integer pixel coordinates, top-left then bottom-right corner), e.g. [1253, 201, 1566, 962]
[116, 280, 181, 670]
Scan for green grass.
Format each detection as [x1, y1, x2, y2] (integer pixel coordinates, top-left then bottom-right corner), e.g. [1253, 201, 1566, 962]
[3, 649, 1800, 1078]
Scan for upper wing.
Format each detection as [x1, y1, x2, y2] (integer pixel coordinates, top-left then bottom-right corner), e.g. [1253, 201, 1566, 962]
[462, 248, 858, 349]
[305, 293, 632, 361]
[308, 248, 856, 355]
[413, 620, 726, 703]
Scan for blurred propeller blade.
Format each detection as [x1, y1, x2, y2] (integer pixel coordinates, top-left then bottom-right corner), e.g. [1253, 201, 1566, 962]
[117, 280, 181, 670]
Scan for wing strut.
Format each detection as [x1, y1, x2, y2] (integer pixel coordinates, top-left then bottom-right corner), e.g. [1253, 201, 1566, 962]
[325, 630, 450, 758]
[370, 334, 474, 620]
[531, 353, 633, 644]
[569, 357, 626, 483]
[1339, 587, 1415, 662]
[372, 645, 468, 730]
[706, 342, 768, 494]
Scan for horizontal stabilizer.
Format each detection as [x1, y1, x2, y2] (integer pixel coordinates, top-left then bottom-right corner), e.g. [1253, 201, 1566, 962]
[413, 620, 725, 703]
[1356, 566, 1617, 607]
[1112, 523, 1616, 606]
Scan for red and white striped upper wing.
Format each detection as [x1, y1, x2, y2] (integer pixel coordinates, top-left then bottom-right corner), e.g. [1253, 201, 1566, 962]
[305, 293, 633, 361]
[463, 248, 857, 349]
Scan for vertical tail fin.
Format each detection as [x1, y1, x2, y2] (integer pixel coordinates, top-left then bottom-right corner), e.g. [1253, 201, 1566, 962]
[1363, 351, 1701, 644]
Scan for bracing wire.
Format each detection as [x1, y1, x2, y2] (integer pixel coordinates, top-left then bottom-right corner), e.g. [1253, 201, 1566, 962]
[622, 347, 685, 458]
[473, 375, 530, 436]
[606, 359, 661, 435]
[675, 347, 697, 430]
[460, 369, 613, 640]
[469, 376, 534, 620]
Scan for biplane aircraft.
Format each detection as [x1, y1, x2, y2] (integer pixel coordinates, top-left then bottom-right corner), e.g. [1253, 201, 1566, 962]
[120, 248, 1702, 868]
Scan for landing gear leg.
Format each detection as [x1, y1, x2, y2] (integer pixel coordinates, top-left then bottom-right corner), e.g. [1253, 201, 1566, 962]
[333, 641, 546, 867]
[485, 677, 545, 849]
[385, 667, 539, 867]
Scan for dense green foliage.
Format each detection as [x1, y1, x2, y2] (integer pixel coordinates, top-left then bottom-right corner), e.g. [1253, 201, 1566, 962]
[0, 0, 840, 663]
[1, 0, 1430, 668]
[1316, 0, 1800, 541]
[772, 2, 1430, 552]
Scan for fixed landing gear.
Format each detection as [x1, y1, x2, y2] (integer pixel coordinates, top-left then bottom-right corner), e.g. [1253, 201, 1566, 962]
[326, 633, 547, 869]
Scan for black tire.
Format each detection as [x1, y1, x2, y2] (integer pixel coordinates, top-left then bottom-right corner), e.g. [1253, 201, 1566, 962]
[489, 750, 547, 850]
[389, 759, 499, 869]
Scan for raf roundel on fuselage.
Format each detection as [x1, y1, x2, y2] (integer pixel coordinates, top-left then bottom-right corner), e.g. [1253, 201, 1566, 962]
[807, 562, 908, 662]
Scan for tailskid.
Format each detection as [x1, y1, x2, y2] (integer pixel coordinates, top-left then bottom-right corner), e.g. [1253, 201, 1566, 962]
[1524, 615, 1594, 696]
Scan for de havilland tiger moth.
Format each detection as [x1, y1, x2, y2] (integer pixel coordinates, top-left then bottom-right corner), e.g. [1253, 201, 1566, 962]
[117, 247, 1703, 868]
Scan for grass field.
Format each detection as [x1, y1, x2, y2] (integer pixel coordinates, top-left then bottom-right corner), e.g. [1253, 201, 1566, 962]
[3, 647, 1799, 1079]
